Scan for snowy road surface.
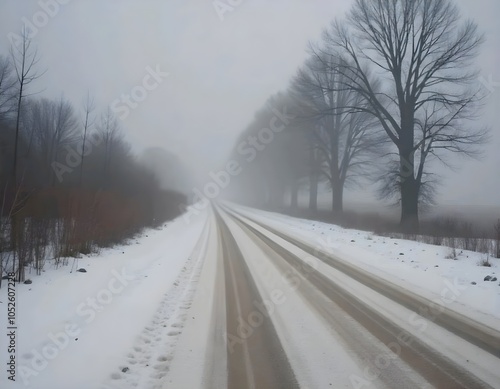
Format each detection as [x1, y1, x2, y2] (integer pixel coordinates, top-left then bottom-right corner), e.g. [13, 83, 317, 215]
[1, 203, 499, 389]
[165, 203, 500, 389]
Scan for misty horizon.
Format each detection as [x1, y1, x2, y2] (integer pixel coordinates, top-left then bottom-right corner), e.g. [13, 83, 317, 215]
[0, 0, 498, 211]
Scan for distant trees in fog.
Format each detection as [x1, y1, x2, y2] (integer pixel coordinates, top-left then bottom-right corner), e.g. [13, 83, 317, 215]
[227, 92, 310, 209]
[229, 0, 488, 232]
[291, 49, 385, 213]
[0, 31, 185, 284]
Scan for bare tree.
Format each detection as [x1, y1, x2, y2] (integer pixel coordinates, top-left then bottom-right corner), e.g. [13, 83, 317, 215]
[10, 26, 44, 189]
[51, 97, 80, 182]
[96, 108, 122, 185]
[8, 27, 45, 281]
[291, 51, 384, 213]
[80, 93, 95, 186]
[0, 56, 16, 253]
[0, 55, 16, 120]
[24, 97, 79, 185]
[327, 0, 487, 230]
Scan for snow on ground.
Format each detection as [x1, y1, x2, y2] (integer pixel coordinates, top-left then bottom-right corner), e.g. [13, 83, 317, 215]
[232, 204, 500, 325]
[164, 208, 226, 389]
[228, 207, 500, 388]
[0, 210, 207, 389]
[2, 202, 498, 389]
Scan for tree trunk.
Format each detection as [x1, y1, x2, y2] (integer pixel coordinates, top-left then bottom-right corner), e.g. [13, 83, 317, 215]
[329, 112, 342, 214]
[308, 148, 318, 212]
[10, 78, 24, 253]
[331, 179, 343, 213]
[309, 177, 318, 212]
[330, 160, 342, 213]
[399, 149, 419, 232]
[399, 109, 419, 232]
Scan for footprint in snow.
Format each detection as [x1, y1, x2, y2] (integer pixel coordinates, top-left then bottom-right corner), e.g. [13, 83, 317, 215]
[157, 355, 172, 362]
[153, 362, 168, 371]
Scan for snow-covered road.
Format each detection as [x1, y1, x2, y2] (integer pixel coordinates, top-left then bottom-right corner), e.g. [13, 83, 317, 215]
[225, 204, 500, 386]
[188, 204, 500, 388]
[2, 203, 499, 388]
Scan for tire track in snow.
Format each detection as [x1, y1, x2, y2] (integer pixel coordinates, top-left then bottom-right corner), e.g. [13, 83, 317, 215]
[214, 209, 299, 389]
[222, 205, 498, 389]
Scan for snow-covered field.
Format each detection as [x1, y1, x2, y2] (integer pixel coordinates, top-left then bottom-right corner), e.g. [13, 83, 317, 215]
[0, 211, 207, 389]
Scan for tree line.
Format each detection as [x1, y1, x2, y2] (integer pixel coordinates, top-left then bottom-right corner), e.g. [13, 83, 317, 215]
[228, 0, 488, 232]
[1, 28, 186, 284]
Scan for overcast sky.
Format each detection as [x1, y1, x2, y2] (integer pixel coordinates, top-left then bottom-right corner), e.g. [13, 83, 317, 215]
[0, 0, 498, 207]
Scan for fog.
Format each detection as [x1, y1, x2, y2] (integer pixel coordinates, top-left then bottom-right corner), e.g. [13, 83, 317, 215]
[0, 0, 498, 209]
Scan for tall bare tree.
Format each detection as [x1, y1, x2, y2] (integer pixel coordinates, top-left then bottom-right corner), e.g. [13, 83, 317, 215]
[10, 26, 44, 189]
[9, 27, 45, 280]
[292, 52, 383, 213]
[327, 0, 487, 230]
